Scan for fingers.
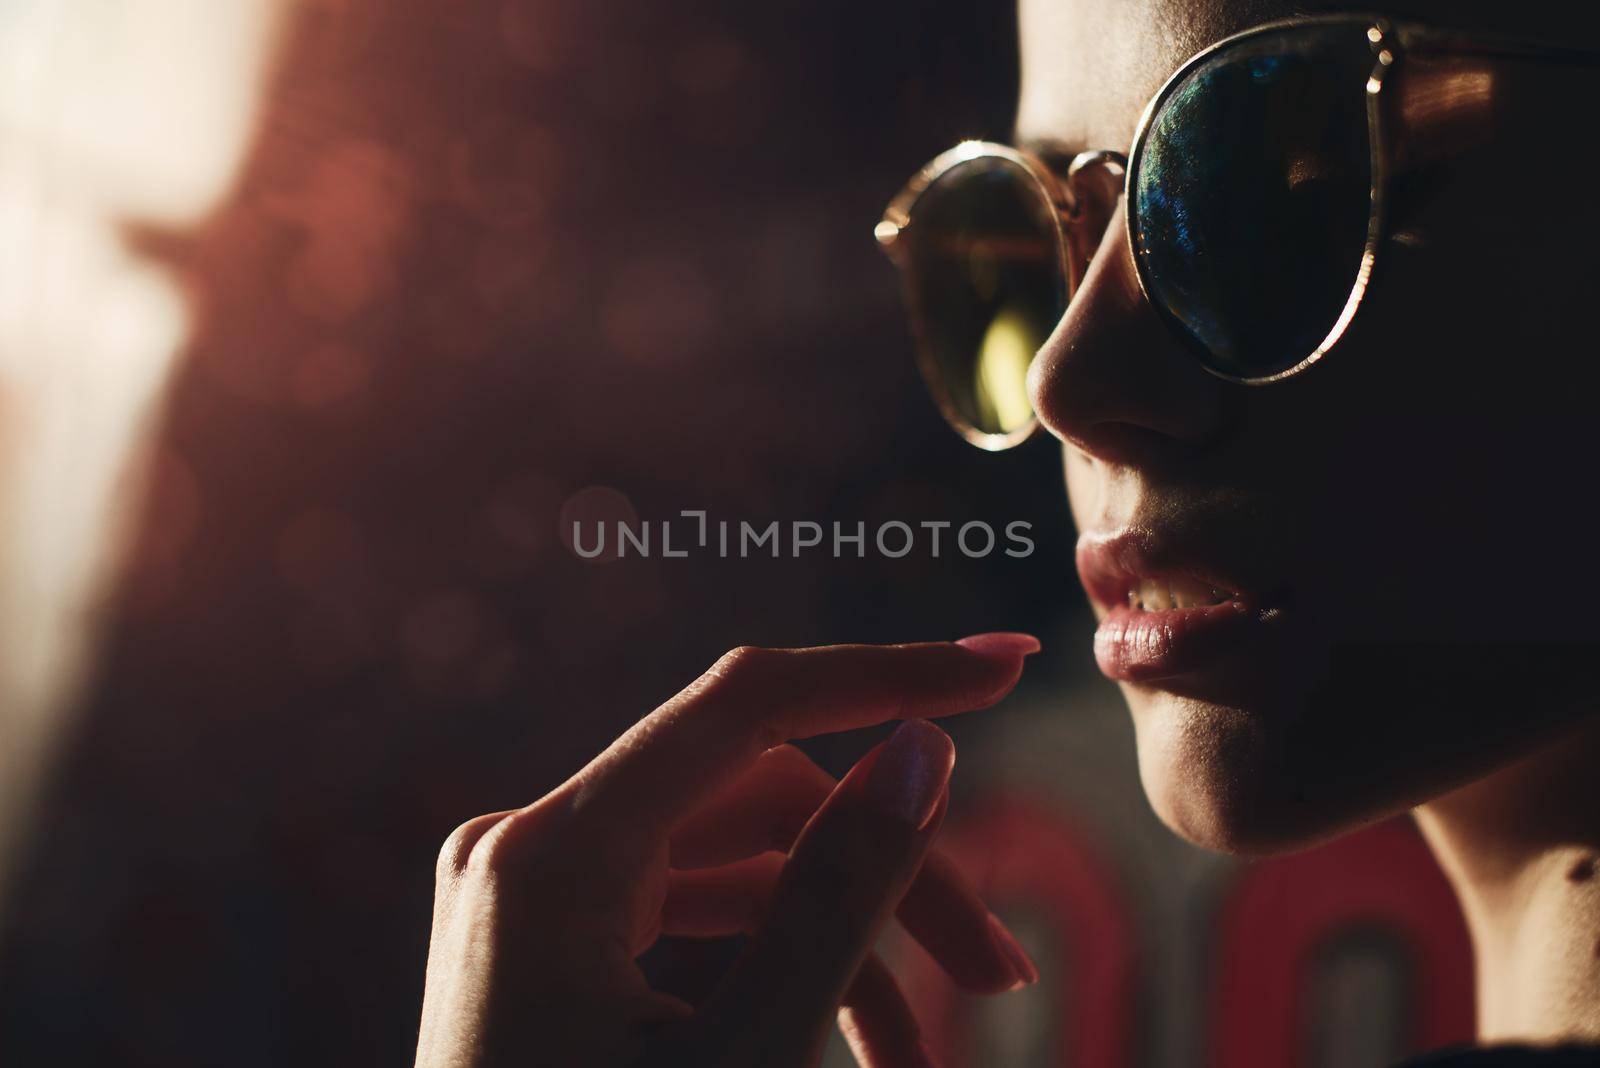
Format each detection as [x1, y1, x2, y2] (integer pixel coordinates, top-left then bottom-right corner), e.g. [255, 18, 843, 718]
[552, 634, 1039, 845]
[661, 853, 786, 937]
[667, 745, 1034, 992]
[897, 851, 1039, 992]
[661, 867, 940, 1065]
[838, 955, 936, 1068]
[669, 744, 827, 869]
[663, 849, 1031, 994]
[690, 719, 956, 1065]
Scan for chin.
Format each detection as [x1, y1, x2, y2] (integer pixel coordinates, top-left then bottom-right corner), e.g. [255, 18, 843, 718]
[1125, 686, 1354, 857]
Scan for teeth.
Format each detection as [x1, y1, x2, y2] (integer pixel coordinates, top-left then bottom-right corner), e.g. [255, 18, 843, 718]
[1128, 575, 1232, 612]
[1137, 579, 1171, 612]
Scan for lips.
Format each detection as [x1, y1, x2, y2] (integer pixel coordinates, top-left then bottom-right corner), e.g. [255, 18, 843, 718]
[1077, 529, 1280, 683]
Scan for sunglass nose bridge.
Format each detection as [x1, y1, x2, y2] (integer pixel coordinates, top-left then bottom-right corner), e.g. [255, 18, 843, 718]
[1060, 150, 1128, 286]
[1063, 150, 1127, 218]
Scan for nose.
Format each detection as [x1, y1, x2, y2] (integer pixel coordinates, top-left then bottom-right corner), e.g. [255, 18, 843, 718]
[1026, 209, 1235, 466]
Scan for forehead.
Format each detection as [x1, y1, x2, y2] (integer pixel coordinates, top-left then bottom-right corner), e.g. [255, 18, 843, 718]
[1013, 0, 1575, 149]
[1014, 0, 1304, 150]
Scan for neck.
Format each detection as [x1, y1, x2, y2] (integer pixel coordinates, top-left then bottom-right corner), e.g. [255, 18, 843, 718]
[1415, 715, 1600, 1046]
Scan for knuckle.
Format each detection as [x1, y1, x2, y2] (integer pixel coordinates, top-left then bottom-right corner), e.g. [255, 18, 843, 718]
[691, 645, 799, 752]
[436, 813, 503, 880]
[709, 644, 775, 681]
[464, 818, 518, 879]
[460, 797, 571, 881]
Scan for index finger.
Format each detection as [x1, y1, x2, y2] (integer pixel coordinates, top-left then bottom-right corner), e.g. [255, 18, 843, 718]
[555, 633, 1038, 840]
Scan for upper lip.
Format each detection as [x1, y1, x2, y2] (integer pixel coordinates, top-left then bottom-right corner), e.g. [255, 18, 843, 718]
[1076, 527, 1260, 613]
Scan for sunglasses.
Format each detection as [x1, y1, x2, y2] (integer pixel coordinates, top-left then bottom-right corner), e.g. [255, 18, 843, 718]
[877, 15, 1600, 449]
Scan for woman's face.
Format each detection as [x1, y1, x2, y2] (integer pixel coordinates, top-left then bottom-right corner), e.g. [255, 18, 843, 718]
[1020, 0, 1600, 851]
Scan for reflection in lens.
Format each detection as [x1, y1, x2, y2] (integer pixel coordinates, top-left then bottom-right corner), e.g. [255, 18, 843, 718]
[1132, 23, 1375, 379]
[976, 303, 1037, 433]
[903, 156, 1063, 437]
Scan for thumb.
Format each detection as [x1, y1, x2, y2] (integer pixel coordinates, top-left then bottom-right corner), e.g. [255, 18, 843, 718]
[688, 719, 954, 1067]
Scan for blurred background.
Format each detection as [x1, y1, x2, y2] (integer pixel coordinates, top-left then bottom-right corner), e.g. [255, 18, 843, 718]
[0, 1, 1473, 1065]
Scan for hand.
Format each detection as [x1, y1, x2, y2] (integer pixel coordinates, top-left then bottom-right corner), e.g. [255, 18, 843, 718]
[415, 633, 1042, 1068]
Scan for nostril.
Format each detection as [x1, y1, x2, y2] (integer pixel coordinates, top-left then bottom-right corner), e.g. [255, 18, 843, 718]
[1068, 420, 1205, 469]
[1027, 214, 1235, 464]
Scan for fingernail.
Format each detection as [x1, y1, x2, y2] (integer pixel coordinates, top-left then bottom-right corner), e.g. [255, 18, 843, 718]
[865, 719, 954, 830]
[956, 632, 1041, 658]
[987, 913, 1040, 989]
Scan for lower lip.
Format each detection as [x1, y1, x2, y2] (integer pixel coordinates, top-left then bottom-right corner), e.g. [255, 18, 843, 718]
[1093, 601, 1267, 682]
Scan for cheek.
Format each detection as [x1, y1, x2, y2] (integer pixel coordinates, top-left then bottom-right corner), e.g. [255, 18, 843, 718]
[1265, 256, 1578, 644]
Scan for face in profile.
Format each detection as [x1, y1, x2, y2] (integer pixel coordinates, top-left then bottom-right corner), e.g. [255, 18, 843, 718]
[1009, 0, 1600, 852]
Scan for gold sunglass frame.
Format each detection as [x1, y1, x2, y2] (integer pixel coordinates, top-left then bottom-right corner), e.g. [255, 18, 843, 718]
[877, 14, 1600, 449]
[875, 141, 1123, 449]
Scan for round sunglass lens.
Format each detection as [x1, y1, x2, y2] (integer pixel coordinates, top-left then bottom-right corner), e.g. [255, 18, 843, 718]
[902, 156, 1065, 438]
[1132, 23, 1377, 380]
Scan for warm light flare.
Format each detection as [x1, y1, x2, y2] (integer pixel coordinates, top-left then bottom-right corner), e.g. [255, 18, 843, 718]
[0, 0, 286, 909]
